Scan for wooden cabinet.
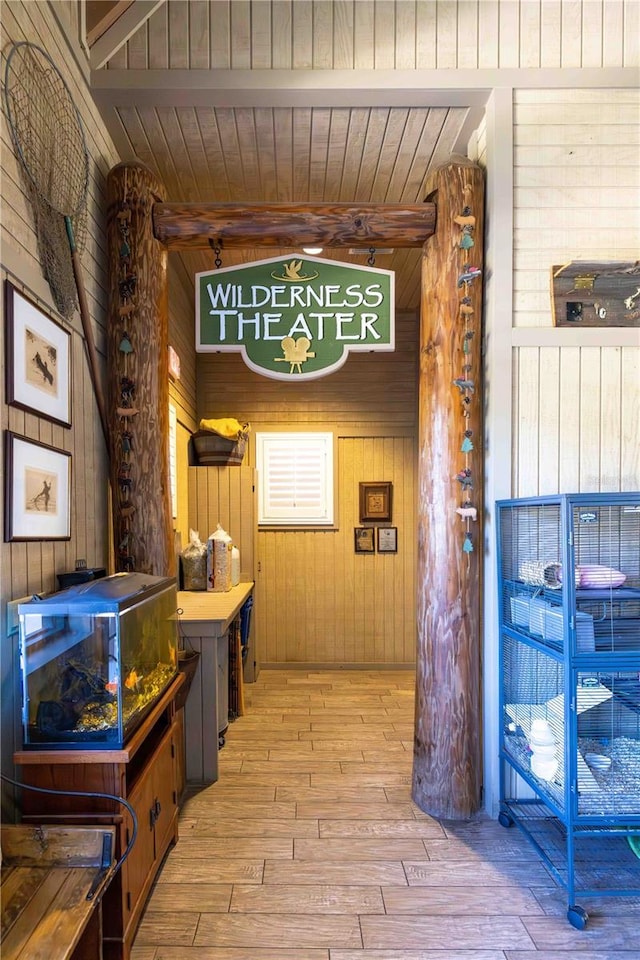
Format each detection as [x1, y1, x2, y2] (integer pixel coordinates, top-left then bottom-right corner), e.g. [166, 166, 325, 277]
[176, 585, 253, 783]
[1, 825, 116, 960]
[14, 677, 183, 960]
[174, 706, 186, 799]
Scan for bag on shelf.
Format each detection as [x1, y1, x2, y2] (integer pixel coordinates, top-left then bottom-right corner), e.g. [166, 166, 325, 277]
[207, 524, 233, 592]
[181, 529, 207, 591]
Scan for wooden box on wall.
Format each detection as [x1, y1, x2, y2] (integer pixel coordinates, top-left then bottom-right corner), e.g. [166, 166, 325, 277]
[551, 261, 640, 327]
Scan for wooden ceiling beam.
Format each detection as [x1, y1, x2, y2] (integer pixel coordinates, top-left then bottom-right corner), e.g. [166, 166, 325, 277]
[152, 202, 436, 250]
[89, 0, 165, 70]
[86, 2, 134, 47]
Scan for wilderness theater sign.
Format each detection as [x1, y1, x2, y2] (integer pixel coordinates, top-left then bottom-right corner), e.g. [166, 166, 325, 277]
[196, 255, 394, 380]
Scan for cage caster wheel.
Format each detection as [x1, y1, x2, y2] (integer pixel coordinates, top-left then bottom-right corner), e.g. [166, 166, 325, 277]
[218, 734, 226, 749]
[567, 905, 588, 930]
[498, 811, 514, 829]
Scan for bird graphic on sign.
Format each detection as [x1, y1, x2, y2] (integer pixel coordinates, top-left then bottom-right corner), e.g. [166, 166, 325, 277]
[271, 259, 319, 282]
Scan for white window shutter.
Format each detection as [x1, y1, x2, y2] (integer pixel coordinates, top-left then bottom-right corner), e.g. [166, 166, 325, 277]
[257, 433, 334, 525]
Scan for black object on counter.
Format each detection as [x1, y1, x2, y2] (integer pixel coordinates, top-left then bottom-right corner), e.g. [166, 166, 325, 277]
[57, 567, 107, 590]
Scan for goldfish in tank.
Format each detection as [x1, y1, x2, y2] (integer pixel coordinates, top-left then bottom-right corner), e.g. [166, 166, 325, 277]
[124, 669, 139, 690]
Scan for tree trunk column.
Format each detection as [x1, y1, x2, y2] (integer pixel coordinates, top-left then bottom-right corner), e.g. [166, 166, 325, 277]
[413, 160, 484, 819]
[106, 161, 174, 577]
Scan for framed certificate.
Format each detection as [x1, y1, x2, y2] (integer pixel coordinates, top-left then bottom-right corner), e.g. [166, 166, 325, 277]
[377, 526, 397, 553]
[354, 527, 375, 553]
[359, 481, 392, 523]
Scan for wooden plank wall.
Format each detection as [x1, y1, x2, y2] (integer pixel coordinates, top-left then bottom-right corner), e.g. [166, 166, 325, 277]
[195, 311, 418, 666]
[168, 260, 198, 431]
[513, 345, 639, 495]
[109, 0, 639, 70]
[168, 260, 199, 547]
[512, 88, 640, 497]
[513, 89, 640, 329]
[0, 1, 119, 815]
[187, 465, 257, 583]
[258, 434, 416, 665]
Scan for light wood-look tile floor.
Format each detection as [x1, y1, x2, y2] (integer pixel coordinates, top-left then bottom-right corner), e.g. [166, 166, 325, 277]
[132, 670, 640, 960]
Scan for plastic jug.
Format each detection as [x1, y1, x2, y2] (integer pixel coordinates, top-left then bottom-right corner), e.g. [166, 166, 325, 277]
[231, 546, 241, 586]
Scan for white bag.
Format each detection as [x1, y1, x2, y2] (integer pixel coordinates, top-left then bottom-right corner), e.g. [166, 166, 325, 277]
[207, 524, 233, 592]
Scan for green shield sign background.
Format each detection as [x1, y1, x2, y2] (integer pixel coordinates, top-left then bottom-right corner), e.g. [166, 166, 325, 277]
[196, 254, 395, 381]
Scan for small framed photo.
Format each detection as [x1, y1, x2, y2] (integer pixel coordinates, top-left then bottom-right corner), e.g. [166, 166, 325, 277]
[377, 527, 398, 553]
[354, 526, 375, 553]
[4, 432, 71, 541]
[5, 280, 72, 427]
[359, 481, 392, 523]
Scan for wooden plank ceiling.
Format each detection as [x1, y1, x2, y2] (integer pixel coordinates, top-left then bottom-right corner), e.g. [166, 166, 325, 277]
[90, 2, 478, 313]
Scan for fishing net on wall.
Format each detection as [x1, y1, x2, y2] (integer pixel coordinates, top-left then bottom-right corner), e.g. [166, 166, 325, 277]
[4, 41, 89, 318]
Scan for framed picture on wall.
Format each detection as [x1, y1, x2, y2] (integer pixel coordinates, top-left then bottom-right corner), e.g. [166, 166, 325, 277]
[377, 527, 398, 553]
[4, 432, 71, 541]
[5, 280, 72, 427]
[359, 481, 392, 523]
[354, 527, 375, 553]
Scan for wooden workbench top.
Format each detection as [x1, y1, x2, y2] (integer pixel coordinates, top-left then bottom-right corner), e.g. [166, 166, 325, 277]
[177, 582, 253, 637]
[1, 825, 115, 960]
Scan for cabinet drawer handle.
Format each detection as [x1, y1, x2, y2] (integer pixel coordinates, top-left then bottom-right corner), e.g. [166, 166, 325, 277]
[149, 798, 163, 827]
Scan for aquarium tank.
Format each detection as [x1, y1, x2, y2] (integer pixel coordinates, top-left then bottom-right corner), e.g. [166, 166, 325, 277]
[18, 573, 179, 749]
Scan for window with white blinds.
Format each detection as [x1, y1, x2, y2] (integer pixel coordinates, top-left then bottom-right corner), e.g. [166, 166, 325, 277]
[256, 432, 334, 526]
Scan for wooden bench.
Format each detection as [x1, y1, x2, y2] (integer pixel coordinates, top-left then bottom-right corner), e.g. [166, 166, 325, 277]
[1, 824, 115, 960]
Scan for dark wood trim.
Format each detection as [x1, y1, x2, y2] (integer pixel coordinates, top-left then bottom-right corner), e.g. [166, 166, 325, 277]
[152, 201, 436, 249]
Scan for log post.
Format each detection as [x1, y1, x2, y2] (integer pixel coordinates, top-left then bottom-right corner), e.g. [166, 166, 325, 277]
[106, 162, 174, 577]
[413, 159, 484, 819]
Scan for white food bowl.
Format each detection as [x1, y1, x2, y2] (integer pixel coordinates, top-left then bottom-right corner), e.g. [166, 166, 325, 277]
[584, 752, 612, 772]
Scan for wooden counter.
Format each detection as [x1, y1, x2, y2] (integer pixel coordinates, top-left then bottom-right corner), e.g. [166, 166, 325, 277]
[1, 825, 115, 960]
[177, 582, 254, 636]
[177, 582, 253, 783]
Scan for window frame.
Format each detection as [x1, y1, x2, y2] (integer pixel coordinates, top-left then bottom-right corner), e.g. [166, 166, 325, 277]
[256, 431, 336, 528]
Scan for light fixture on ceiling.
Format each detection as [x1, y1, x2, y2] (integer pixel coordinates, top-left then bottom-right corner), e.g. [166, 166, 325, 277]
[302, 247, 323, 255]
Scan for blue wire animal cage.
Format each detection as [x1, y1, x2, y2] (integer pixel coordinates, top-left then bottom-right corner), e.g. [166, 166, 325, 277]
[496, 493, 640, 929]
